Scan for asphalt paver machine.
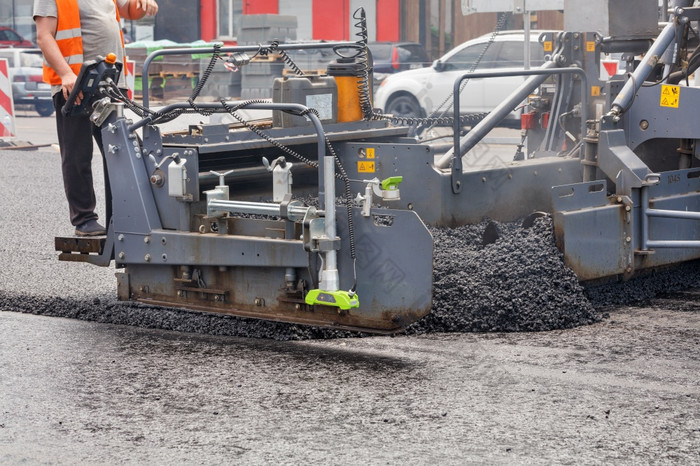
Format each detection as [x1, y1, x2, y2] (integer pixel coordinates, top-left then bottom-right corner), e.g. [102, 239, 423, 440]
[56, 1, 700, 332]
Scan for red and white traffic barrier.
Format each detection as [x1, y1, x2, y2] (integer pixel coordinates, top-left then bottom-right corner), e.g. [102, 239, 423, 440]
[0, 58, 16, 138]
[125, 57, 135, 100]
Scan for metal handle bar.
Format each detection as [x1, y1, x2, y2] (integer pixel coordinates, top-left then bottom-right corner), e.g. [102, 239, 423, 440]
[128, 101, 321, 132]
[451, 66, 589, 164]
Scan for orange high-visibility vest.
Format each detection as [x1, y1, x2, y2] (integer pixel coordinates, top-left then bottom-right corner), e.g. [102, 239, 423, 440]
[43, 0, 124, 85]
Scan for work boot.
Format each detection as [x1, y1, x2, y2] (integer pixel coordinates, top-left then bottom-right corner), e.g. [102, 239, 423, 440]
[75, 219, 107, 236]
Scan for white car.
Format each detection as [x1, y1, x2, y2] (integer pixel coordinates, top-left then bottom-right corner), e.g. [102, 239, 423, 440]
[374, 31, 555, 122]
[0, 48, 54, 116]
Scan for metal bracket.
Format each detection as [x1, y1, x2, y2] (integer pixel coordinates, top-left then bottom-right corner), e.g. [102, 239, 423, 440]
[279, 192, 292, 219]
[90, 97, 117, 127]
[675, 6, 700, 21]
[451, 159, 462, 193]
[55, 218, 115, 266]
[316, 238, 341, 251]
[141, 124, 163, 160]
[303, 215, 326, 252]
[302, 207, 339, 253]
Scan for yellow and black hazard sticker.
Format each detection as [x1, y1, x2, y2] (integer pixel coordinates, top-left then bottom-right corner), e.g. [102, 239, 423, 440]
[591, 86, 600, 97]
[660, 85, 680, 108]
[586, 41, 596, 52]
[543, 41, 552, 52]
[358, 161, 375, 173]
[365, 147, 375, 159]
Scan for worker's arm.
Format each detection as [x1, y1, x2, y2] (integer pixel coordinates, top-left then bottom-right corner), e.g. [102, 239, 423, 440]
[118, 0, 159, 19]
[35, 15, 80, 103]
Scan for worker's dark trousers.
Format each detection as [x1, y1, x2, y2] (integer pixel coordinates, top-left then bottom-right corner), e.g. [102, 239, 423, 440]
[53, 92, 112, 228]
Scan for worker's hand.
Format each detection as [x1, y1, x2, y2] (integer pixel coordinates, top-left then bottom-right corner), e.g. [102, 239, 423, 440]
[60, 70, 82, 105]
[137, 0, 158, 16]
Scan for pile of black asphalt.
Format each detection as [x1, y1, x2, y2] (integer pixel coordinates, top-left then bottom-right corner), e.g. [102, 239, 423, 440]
[410, 217, 601, 334]
[1, 216, 698, 340]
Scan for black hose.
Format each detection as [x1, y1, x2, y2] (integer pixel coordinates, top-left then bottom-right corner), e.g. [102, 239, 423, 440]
[267, 40, 306, 76]
[667, 46, 700, 84]
[346, 7, 499, 131]
[188, 43, 223, 116]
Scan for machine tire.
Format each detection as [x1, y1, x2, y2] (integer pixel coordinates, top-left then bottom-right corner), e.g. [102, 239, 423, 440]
[35, 102, 55, 117]
[385, 94, 425, 119]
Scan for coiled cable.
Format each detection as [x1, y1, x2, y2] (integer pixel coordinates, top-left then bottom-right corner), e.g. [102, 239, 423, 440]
[267, 40, 306, 77]
[345, 7, 506, 132]
[351, 8, 375, 120]
[187, 43, 223, 116]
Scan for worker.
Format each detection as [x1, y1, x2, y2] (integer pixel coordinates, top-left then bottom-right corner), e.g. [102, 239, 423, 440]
[33, 0, 158, 236]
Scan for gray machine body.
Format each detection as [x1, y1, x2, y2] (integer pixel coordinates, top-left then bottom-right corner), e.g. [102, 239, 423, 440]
[97, 112, 434, 333]
[62, 0, 700, 330]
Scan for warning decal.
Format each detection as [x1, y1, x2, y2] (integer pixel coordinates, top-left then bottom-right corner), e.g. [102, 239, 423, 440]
[660, 85, 680, 108]
[543, 41, 552, 52]
[358, 161, 375, 173]
[591, 86, 600, 97]
[365, 147, 375, 159]
[586, 41, 595, 52]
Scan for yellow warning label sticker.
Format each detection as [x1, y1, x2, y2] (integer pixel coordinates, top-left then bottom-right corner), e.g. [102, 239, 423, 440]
[586, 41, 596, 52]
[660, 85, 680, 108]
[591, 86, 600, 97]
[366, 148, 375, 159]
[358, 161, 375, 173]
[543, 41, 552, 52]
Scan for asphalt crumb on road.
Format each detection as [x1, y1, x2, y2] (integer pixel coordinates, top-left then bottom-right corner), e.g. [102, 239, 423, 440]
[1, 216, 698, 340]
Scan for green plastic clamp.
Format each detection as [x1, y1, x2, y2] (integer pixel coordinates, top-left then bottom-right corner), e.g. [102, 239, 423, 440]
[305, 289, 360, 310]
[381, 176, 403, 191]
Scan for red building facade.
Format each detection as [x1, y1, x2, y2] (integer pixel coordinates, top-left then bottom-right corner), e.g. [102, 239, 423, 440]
[187, 0, 561, 60]
[199, 0, 400, 43]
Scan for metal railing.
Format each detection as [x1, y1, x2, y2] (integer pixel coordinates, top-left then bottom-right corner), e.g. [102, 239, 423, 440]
[641, 185, 700, 249]
[434, 65, 588, 193]
[139, 41, 358, 107]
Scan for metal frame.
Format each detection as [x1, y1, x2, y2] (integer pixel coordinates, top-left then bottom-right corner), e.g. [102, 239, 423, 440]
[448, 66, 589, 192]
[641, 174, 700, 250]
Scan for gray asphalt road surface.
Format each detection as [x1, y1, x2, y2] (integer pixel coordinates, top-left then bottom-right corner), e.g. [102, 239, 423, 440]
[1, 302, 698, 464]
